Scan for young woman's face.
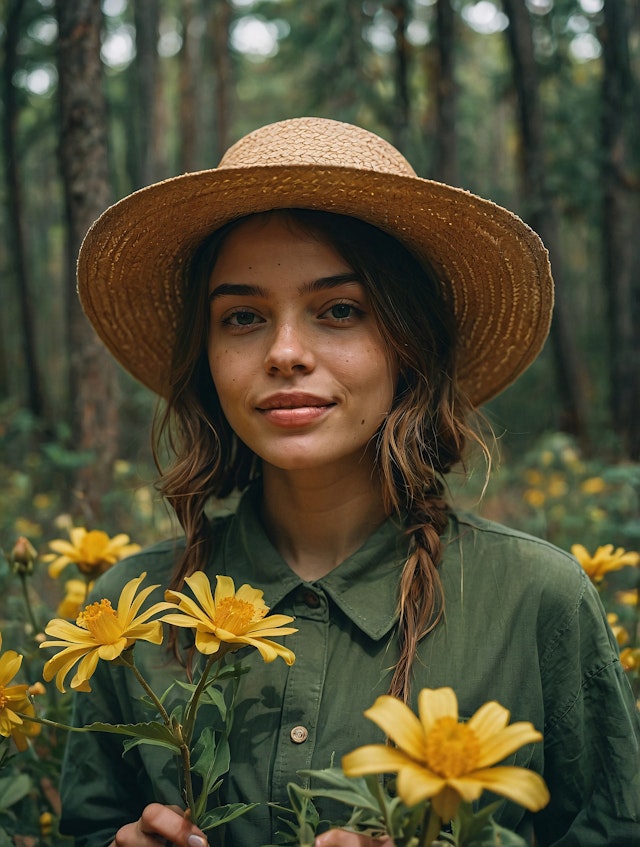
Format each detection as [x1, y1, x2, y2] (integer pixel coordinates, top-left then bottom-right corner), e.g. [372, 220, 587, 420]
[207, 214, 398, 476]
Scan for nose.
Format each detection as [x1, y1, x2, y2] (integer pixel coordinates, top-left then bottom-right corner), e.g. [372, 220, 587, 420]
[263, 320, 315, 375]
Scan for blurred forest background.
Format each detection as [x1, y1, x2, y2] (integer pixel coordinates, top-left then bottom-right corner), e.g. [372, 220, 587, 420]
[1, 0, 639, 544]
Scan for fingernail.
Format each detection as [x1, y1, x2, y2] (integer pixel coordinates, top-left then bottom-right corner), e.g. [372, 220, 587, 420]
[188, 836, 205, 847]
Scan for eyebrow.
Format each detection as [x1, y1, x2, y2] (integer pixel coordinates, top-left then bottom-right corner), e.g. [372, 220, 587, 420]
[208, 273, 362, 302]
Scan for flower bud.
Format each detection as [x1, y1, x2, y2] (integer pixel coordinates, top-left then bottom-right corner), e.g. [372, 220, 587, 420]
[9, 536, 38, 575]
[40, 811, 54, 837]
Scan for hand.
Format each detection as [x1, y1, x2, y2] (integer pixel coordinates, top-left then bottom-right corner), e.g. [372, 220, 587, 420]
[111, 804, 208, 847]
[315, 830, 393, 847]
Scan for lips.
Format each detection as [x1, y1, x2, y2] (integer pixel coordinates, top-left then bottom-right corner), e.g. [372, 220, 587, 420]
[256, 392, 334, 411]
[256, 392, 336, 427]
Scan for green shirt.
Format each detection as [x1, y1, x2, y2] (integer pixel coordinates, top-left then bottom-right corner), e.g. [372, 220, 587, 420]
[59, 485, 640, 846]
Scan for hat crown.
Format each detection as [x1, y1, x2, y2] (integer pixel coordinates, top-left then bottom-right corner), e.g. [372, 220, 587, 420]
[218, 117, 417, 177]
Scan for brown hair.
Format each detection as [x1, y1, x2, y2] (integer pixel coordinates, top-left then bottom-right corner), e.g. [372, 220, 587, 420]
[154, 209, 488, 701]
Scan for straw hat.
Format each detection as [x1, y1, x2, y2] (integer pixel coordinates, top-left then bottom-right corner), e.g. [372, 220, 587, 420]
[77, 116, 553, 406]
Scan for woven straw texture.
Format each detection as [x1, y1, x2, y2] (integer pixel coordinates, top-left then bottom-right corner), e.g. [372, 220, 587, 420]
[77, 117, 554, 406]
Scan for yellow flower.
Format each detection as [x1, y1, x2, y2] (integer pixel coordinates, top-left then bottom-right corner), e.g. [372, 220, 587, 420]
[546, 473, 568, 498]
[580, 477, 607, 495]
[615, 589, 638, 607]
[57, 578, 93, 619]
[40, 573, 171, 692]
[44, 527, 141, 578]
[523, 469, 543, 486]
[571, 544, 640, 584]
[342, 687, 549, 823]
[524, 489, 546, 508]
[606, 613, 629, 647]
[163, 573, 297, 665]
[620, 647, 640, 672]
[0, 634, 40, 751]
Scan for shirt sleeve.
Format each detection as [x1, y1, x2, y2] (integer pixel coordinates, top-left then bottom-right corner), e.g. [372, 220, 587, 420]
[534, 569, 640, 846]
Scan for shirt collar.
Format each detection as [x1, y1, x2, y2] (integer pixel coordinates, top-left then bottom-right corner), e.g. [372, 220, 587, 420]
[218, 483, 408, 641]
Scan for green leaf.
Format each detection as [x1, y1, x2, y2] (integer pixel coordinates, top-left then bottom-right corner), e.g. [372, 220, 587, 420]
[452, 802, 529, 847]
[192, 728, 232, 818]
[0, 774, 31, 811]
[297, 768, 382, 815]
[82, 720, 181, 752]
[198, 802, 259, 832]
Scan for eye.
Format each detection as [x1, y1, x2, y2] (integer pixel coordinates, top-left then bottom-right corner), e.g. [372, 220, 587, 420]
[321, 302, 364, 322]
[223, 309, 264, 327]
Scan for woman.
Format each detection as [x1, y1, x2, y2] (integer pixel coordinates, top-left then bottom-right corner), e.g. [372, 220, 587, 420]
[58, 119, 638, 847]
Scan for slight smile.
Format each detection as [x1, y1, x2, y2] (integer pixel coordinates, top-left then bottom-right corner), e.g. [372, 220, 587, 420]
[256, 393, 336, 427]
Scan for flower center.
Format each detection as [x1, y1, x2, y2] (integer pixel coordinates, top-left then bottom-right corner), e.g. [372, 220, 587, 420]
[76, 599, 123, 643]
[0, 686, 7, 709]
[215, 597, 266, 633]
[424, 716, 481, 778]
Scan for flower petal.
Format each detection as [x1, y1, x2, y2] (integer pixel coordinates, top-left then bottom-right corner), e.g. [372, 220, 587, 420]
[475, 722, 542, 768]
[364, 695, 425, 757]
[212, 574, 235, 606]
[430, 784, 464, 822]
[43, 646, 91, 691]
[116, 573, 148, 619]
[418, 687, 458, 734]
[244, 616, 296, 633]
[164, 591, 214, 625]
[123, 621, 164, 645]
[467, 700, 510, 739]
[72, 648, 102, 687]
[43, 618, 95, 642]
[397, 762, 447, 808]
[235, 583, 267, 607]
[0, 650, 23, 685]
[455, 766, 550, 811]
[239, 636, 295, 665]
[185, 571, 218, 616]
[194, 630, 222, 655]
[342, 744, 414, 777]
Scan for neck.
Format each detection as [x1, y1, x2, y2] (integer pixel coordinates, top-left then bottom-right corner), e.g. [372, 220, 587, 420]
[260, 462, 390, 581]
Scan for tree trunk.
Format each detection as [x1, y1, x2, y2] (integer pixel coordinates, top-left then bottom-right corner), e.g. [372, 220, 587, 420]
[389, 0, 410, 153]
[210, 0, 233, 161]
[56, 0, 119, 520]
[433, 0, 458, 186]
[600, 0, 640, 459]
[133, 0, 160, 187]
[2, 0, 45, 419]
[179, 0, 198, 172]
[502, 0, 590, 444]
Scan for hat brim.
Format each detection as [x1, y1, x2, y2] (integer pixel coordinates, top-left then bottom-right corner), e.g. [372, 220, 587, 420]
[77, 164, 553, 406]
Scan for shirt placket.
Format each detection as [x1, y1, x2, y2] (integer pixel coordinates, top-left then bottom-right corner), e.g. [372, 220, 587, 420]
[270, 584, 330, 804]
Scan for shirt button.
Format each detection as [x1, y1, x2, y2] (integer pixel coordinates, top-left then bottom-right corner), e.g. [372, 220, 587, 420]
[301, 590, 320, 608]
[290, 725, 309, 744]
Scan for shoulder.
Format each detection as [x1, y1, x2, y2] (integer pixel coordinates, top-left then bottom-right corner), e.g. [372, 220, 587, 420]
[444, 510, 595, 636]
[448, 509, 583, 581]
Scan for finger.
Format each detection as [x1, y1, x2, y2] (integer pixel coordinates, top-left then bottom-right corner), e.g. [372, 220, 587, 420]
[139, 804, 208, 847]
[315, 830, 389, 847]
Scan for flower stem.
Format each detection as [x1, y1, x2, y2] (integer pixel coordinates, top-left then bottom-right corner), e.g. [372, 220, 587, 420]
[420, 805, 442, 847]
[120, 654, 200, 823]
[175, 723, 197, 821]
[123, 655, 172, 726]
[182, 647, 230, 747]
[19, 573, 39, 634]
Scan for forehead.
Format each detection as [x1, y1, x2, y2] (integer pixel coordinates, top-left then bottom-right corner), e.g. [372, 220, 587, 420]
[209, 213, 355, 287]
